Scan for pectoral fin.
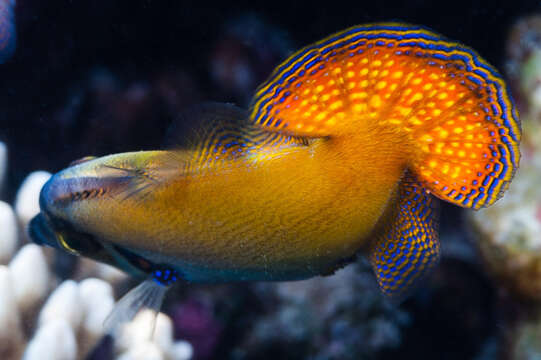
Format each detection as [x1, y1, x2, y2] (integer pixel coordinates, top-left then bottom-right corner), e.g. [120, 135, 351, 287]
[369, 172, 440, 300]
[103, 268, 180, 336]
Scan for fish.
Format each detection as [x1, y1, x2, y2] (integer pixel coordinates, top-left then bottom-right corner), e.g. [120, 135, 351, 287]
[0, 0, 16, 64]
[28, 22, 520, 331]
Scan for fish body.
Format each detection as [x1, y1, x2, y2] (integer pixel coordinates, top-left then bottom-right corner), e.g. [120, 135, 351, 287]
[30, 23, 520, 323]
[40, 127, 405, 283]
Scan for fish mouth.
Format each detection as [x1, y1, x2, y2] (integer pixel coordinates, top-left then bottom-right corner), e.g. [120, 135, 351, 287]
[28, 212, 104, 256]
[29, 211, 154, 280]
[28, 213, 62, 250]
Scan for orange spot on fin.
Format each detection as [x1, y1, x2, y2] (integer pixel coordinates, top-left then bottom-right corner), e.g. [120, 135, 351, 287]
[369, 172, 440, 300]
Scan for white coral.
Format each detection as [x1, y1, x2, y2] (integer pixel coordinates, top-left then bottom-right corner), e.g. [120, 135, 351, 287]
[14, 170, 51, 227]
[23, 319, 78, 360]
[0, 201, 18, 264]
[8, 244, 50, 313]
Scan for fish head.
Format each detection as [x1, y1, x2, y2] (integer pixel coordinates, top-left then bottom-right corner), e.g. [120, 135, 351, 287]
[28, 151, 174, 278]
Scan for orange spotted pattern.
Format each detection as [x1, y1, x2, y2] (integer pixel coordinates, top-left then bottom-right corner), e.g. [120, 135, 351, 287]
[250, 23, 521, 209]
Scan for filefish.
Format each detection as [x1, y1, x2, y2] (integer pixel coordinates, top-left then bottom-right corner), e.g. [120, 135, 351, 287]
[29, 23, 520, 329]
[0, 0, 15, 64]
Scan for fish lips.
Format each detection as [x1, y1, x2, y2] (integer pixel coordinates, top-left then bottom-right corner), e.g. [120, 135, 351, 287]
[28, 212, 61, 250]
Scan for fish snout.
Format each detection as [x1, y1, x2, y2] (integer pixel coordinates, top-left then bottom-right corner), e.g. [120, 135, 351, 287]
[39, 173, 77, 217]
[39, 174, 64, 216]
[39, 172, 105, 217]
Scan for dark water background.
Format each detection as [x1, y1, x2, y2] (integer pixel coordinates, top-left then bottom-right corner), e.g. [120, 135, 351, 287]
[1, 1, 540, 359]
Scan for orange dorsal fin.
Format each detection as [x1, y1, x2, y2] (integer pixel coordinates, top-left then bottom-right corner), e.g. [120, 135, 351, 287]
[249, 23, 520, 209]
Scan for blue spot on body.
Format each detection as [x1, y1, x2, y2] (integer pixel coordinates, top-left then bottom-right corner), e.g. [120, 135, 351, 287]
[153, 268, 180, 286]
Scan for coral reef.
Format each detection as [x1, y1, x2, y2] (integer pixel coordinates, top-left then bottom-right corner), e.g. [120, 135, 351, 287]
[14, 171, 51, 228]
[1, 237, 193, 360]
[470, 14, 541, 302]
[238, 264, 409, 360]
[468, 13, 541, 360]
